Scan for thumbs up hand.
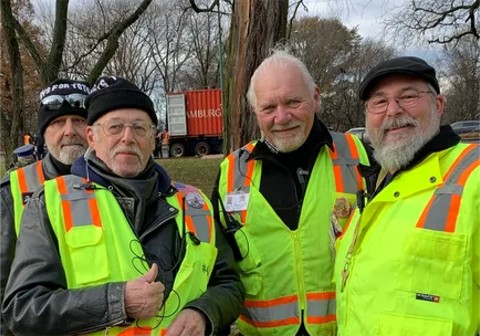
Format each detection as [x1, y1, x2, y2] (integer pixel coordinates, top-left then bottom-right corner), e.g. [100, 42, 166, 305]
[125, 263, 165, 319]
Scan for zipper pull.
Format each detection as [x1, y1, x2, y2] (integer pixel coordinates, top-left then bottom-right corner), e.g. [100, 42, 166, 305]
[341, 254, 351, 292]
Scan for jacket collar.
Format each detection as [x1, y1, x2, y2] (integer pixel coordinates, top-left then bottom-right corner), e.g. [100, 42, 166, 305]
[71, 153, 172, 194]
[249, 116, 334, 161]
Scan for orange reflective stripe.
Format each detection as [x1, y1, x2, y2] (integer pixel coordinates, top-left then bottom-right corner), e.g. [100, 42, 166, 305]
[17, 167, 28, 194]
[226, 154, 235, 193]
[444, 194, 461, 233]
[332, 164, 344, 192]
[86, 190, 102, 228]
[306, 291, 335, 300]
[417, 145, 478, 231]
[458, 157, 480, 185]
[117, 326, 152, 335]
[442, 144, 475, 179]
[35, 160, 45, 184]
[56, 177, 74, 232]
[306, 315, 336, 324]
[416, 196, 434, 229]
[239, 315, 300, 328]
[244, 294, 297, 308]
[329, 141, 342, 191]
[345, 134, 363, 189]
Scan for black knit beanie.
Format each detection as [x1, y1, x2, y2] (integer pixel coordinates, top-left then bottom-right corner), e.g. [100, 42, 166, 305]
[85, 76, 157, 126]
[38, 79, 90, 136]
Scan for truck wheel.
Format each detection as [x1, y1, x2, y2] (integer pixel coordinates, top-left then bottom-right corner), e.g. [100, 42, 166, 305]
[195, 142, 210, 157]
[170, 143, 185, 157]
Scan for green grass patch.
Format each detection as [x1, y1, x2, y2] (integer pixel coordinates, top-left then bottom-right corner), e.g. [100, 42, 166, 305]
[156, 156, 223, 197]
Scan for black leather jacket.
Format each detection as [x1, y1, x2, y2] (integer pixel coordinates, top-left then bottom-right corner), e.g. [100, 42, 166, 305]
[1, 154, 244, 336]
[0, 153, 70, 336]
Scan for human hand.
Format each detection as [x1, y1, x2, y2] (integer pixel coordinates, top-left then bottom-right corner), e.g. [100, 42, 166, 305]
[165, 308, 207, 336]
[125, 263, 165, 320]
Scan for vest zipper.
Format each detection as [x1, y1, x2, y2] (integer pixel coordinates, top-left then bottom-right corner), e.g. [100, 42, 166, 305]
[292, 231, 306, 311]
[341, 220, 360, 292]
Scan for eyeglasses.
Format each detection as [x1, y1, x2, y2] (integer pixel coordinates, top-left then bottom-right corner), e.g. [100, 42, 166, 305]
[366, 90, 434, 114]
[41, 93, 87, 110]
[94, 119, 155, 137]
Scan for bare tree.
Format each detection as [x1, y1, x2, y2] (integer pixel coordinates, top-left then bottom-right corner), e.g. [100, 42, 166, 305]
[386, 0, 479, 46]
[442, 36, 480, 122]
[0, 0, 154, 168]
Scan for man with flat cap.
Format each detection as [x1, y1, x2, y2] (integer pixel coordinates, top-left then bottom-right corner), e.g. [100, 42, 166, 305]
[2, 76, 243, 336]
[334, 56, 480, 335]
[9, 144, 36, 170]
[0, 78, 90, 336]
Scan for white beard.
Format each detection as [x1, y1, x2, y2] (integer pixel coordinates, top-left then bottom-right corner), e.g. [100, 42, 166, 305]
[368, 108, 440, 172]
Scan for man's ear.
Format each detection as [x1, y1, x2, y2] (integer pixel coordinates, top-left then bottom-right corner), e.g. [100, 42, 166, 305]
[86, 126, 96, 150]
[435, 94, 446, 116]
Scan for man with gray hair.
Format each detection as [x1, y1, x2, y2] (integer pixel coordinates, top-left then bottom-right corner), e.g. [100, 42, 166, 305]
[0, 78, 90, 336]
[212, 50, 369, 335]
[2, 76, 244, 335]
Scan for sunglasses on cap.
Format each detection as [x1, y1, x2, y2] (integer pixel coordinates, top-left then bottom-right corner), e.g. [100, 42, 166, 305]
[40, 93, 87, 110]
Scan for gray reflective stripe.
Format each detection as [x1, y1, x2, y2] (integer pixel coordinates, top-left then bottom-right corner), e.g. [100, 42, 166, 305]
[243, 301, 298, 323]
[21, 162, 43, 191]
[174, 182, 212, 243]
[60, 176, 96, 228]
[307, 297, 336, 318]
[331, 132, 359, 194]
[186, 206, 210, 242]
[231, 147, 253, 192]
[422, 147, 478, 231]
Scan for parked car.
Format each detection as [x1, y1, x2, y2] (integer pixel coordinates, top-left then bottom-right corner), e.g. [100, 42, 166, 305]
[450, 120, 480, 135]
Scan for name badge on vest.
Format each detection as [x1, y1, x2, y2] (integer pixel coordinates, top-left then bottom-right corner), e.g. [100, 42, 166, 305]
[21, 192, 34, 205]
[224, 192, 249, 212]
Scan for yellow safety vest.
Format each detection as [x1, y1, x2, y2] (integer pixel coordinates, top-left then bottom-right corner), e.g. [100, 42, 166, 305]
[44, 175, 218, 336]
[335, 143, 480, 336]
[217, 132, 368, 335]
[9, 160, 45, 235]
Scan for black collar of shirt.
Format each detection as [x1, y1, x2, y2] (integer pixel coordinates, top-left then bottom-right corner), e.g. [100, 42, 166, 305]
[249, 116, 334, 165]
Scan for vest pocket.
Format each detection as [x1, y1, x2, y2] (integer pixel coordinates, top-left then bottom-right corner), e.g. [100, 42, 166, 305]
[235, 228, 262, 296]
[400, 229, 466, 300]
[377, 313, 453, 336]
[173, 242, 217, 300]
[65, 226, 110, 287]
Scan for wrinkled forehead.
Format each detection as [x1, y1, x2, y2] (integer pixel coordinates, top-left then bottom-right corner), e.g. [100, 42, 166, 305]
[94, 109, 152, 123]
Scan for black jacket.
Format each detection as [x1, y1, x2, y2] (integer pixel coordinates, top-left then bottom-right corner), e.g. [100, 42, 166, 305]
[1, 152, 244, 335]
[0, 153, 71, 336]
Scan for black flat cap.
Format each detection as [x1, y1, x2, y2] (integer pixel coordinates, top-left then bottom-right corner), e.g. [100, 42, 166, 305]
[359, 56, 440, 100]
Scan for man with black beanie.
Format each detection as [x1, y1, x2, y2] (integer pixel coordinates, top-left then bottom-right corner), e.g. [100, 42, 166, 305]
[2, 76, 244, 335]
[0, 78, 90, 336]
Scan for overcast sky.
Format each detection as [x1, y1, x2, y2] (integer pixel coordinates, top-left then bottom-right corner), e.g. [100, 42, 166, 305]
[300, 0, 440, 61]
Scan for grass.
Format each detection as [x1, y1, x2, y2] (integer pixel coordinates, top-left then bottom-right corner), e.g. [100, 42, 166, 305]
[156, 156, 224, 197]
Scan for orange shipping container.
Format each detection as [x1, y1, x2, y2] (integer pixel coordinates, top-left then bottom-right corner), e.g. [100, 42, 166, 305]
[167, 89, 222, 137]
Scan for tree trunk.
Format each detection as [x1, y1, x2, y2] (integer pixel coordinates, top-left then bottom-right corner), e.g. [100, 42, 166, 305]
[224, 0, 288, 152]
[1, 0, 25, 169]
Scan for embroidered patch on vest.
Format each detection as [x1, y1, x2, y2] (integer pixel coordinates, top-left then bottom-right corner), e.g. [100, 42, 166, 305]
[333, 197, 351, 219]
[416, 293, 440, 303]
[21, 192, 34, 205]
[186, 192, 205, 209]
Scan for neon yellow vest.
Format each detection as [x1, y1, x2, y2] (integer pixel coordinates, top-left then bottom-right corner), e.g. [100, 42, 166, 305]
[44, 175, 218, 336]
[335, 143, 480, 336]
[217, 133, 368, 336]
[9, 160, 45, 236]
